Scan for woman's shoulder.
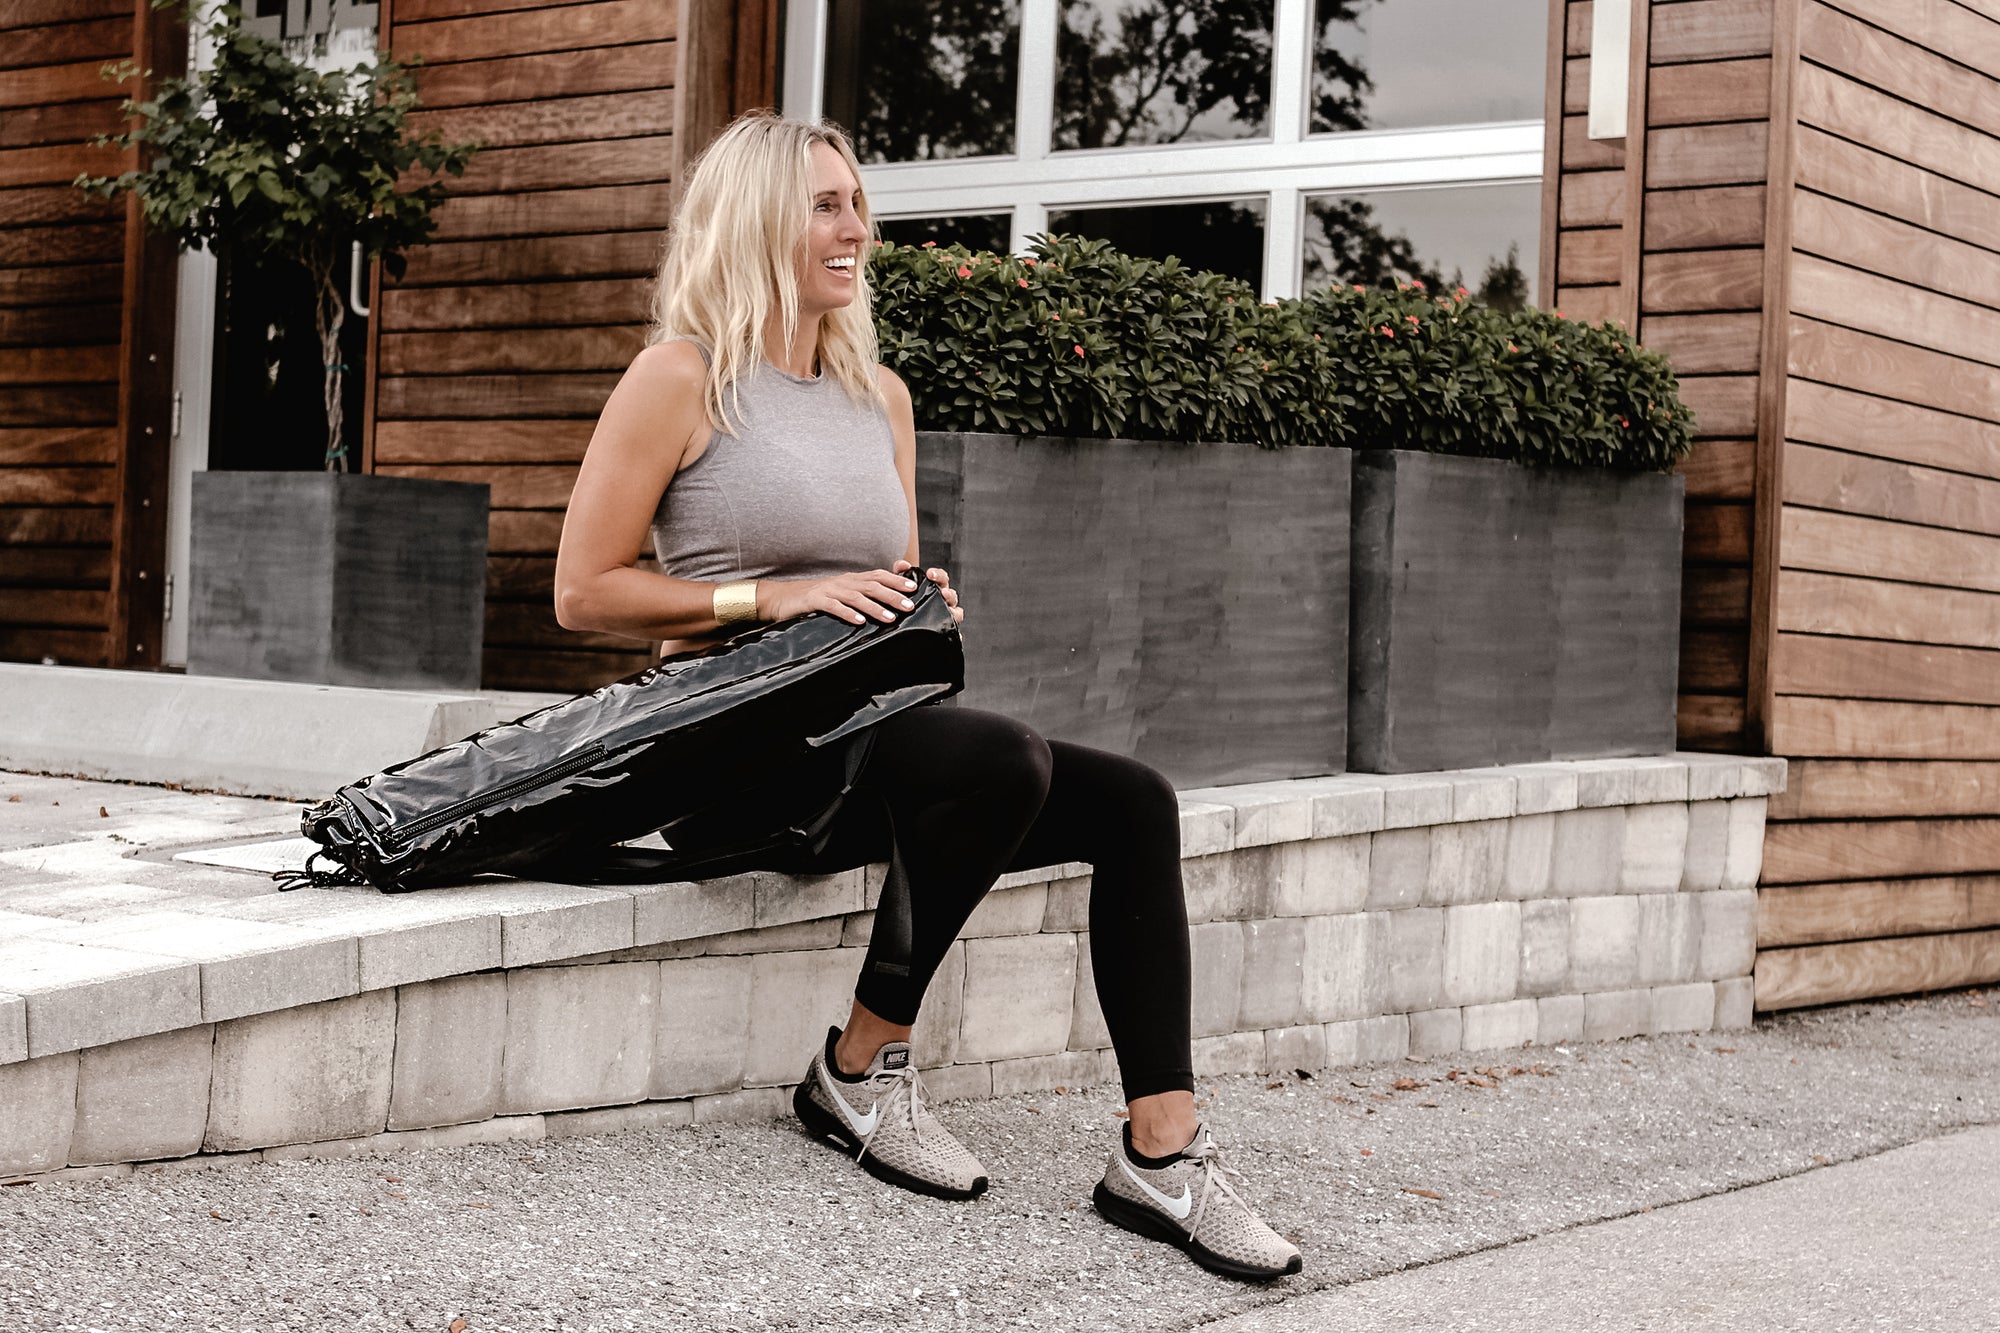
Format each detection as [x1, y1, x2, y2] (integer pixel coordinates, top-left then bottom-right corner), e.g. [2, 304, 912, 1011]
[873, 362, 912, 415]
[627, 338, 711, 392]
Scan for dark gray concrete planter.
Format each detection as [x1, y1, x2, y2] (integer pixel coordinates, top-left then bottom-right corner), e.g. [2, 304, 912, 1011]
[188, 471, 489, 691]
[1347, 450, 1683, 773]
[917, 432, 1350, 788]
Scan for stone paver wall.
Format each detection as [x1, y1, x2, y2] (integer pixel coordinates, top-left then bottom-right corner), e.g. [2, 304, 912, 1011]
[0, 757, 1781, 1179]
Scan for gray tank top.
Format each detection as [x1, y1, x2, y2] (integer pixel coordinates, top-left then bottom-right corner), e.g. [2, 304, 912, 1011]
[650, 347, 909, 583]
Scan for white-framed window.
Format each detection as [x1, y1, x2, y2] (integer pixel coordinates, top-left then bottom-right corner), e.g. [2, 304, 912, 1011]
[783, 0, 1546, 303]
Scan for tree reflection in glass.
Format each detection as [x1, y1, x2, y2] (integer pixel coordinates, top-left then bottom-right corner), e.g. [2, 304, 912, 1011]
[1313, 0, 1546, 133]
[1303, 184, 1539, 310]
[823, 0, 1022, 163]
[1047, 199, 1266, 287]
[1053, 0, 1275, 149]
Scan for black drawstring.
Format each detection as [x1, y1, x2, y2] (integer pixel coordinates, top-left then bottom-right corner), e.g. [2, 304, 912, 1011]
[272, 850, 366, 891]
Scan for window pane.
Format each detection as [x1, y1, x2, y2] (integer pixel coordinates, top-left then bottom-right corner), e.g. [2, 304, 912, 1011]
[1047, 199, 1266, 287]
[1055, 0, 1273, 150]
[878, 213, 1014, 253]
[1302, 183, 1539, 309]
[1312, 0, 1547, 134]
[824, 0, 1021, 163]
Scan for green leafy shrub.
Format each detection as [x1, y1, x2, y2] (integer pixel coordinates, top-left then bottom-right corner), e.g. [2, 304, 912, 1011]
[870, 234, 1693, 470]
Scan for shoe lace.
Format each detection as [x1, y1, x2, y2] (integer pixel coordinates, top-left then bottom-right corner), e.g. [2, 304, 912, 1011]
[1181, 1135, 1249, 1240]
[854, 1064, 933, 1166]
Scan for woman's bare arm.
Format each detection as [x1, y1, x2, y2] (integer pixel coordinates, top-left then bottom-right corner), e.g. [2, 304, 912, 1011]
[880, 365, 962, 624]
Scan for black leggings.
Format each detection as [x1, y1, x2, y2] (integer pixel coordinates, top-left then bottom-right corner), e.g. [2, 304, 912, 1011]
[783, 706, 1194, 1101]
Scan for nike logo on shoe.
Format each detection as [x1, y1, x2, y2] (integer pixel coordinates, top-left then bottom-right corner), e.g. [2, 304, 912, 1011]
[822, 1065, 880, 1136]
[1117, 1153, 1193, 1220]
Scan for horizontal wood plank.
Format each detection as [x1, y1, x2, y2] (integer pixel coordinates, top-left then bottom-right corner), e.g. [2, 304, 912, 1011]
[0, 185, 119, 229]
[486, 599, 641, 650]
[0, 220, 120, 268]
[376, 373, 621, 420]
[1684, 565, 1752, 624]
[1643, 184, 1765, 250]
[1770, 758, 2000, 820]
[483, 645, 651, 692]
[1794, 61, 2000, 200]
[0, 545, 109, 585]
[0, 625, 106, 665]
[1795, 127, 2000, 257]
[1793, 191, 2000, 331]
[0, 17, 126, 72]
[0, 464, 115, 504]
[379, 463, 579, 508]
[0, 505, 110, 544]
[0, 585, 108, 626]
[1645, 122, 1768, 188]
[1686, 499, 1753, 563]
[0, 302, 117, 347]
[0, 425, 115, 465]
[1755, 928, 2000, 1008]
[1786, 441, 2000, 537]
[489, 508, 566, 554]
[1817, 0, 2000, 78]
[1677, 691, 1748, 749]
[1801, 2, 2000, 141]
[0, 138, 122, 188]
[1791, 254, 2000, 372]
[446, 135, 675, 195]
[377, 278, 653, 332]
[1770, 695, 2000, 759]
[1648, 57, 1770, 126]
[1553, 284, 1622, 324]
[412, 39, 676, 110]
[1556, 227, 1622, 286]
[377, 325, 644, 376]
[1640, 247, 1763, 313]
[0, 0, 128, 31]
[407, 87, 675, 153]
[1682, 628, 1749, 691]
[427, 182, 674, 242]
[1772, 631, 2000, 706]
[487, 554, 555, 600]
[1558, 171, 1624, 227]
[1760, 876, 2000, 948]
[374, 419, 598, 466]
[0, 57, 118, 109]
[1651, 0, 1774, 63]
[0, 263, 119, 308]
[395, 0, 675, 65]
[1778, 569, 2000, 653]
[1563, 56, 1590, 116]
[1560, 114, 1625, 172]
[1677, 374, 1759, 437]
[393, 231, 661, 287]
[1781, 505, 2000, 595]
[1677, 438, 1754, 500]
[1763, 816, 2000, 883]
[0, 343, 117, 384]
[1566, 1, 1590, 58]
[0, 384, 116, 426]
[1789, 317, 2000, 426]
[1639, 311, 1762, 375]
[1786, 379, 2000, 482]
[0, 96, 123, 149]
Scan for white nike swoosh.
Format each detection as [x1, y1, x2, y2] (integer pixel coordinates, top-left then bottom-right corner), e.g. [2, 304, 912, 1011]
[1117, 1153, 1192, 1221]
[823, 1067, 879, 1136]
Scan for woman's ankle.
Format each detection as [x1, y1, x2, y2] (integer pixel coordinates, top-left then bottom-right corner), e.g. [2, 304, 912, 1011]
[834, 1001, 914, 1076]
[1126, 1089, 1200, 1158]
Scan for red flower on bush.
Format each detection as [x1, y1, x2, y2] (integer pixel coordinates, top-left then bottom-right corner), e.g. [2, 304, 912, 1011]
[1017, 278, 1029, 288]
[1507, 342, 1519, 353]
[1378, 326, 1395, 338]
[1410, 279, 1426, 290]
[1073, 344, 1086, 358]
[956, 265, 973, 278]
[1405, 314, 1420, 325]
[921, 240, 937, 248]
[1455, 285, 1469, 299]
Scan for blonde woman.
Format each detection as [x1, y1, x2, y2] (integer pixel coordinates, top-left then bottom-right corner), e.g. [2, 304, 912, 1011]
[553, 112, 1301, 1281]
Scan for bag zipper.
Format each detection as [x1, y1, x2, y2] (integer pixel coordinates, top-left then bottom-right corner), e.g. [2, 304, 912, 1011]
[384, 744, 609, 847]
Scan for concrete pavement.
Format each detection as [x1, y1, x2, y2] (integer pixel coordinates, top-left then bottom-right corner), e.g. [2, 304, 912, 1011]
[1209, 1123, 2000, 1331]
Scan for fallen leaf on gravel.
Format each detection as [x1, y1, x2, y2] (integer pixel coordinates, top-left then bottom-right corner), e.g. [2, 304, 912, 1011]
[384, 1176, 401, 1183]
[1713, 1047, 1736, 1054]
[385, 1191, 407, 1200]
[1467, 1077, 1497, 1089]
[1417, 1100, 1439, 1108]
[5, 795, 18, 803]
[1348, 1078, 1370, 1088]
[1970, 997, 1988, 1008]
[1265, 1081, 1285, 1090]
[1529, 1064, 1554, 1076]
[1391, 1077, 1422, 1091]
[1359, 1149, 1373, 1156]
[98, 807, 108, 818]
[1403, 1188, 1441, 1200]
[1328, 1095, 1354, 1104]
[359, 1208, 371, 1216]
[1053, 1086, 1067, 1095]
[1813, 1155, 1828, 1165]
[450, 1320, 470, 1333]
[1370, 1093, 1392, 1102]
[1024, 1107, 1041, 1114]
[1509, 1067, 1526, 1076]
[208, 1210, 228, 1221]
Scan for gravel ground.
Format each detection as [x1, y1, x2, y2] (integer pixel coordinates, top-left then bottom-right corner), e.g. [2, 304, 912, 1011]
[2, 989, 1993, 1333]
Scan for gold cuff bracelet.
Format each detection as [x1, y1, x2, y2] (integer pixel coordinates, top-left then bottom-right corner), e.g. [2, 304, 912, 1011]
[713, 580, 760, 626]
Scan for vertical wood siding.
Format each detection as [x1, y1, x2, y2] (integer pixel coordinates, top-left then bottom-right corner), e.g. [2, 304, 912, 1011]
[374, 0, 679, 692]
[1750, 0, 2000, 1008]
[0, 0, 136, 666]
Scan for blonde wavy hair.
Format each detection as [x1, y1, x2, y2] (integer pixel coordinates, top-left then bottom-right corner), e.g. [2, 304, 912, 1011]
[648, 112, 883, 430]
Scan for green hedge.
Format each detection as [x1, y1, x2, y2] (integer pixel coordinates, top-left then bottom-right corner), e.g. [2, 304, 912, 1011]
[869, 234, 1694, 470]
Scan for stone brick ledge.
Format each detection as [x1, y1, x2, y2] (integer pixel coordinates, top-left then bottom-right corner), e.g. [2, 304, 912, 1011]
[0, 753, 1781, 1071]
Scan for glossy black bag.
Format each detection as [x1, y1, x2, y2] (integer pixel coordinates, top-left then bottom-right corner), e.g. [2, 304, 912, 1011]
[287, 577, 963, 893]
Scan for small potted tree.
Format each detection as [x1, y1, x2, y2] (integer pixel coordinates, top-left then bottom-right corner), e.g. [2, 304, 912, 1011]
[80, 2, 485, 690]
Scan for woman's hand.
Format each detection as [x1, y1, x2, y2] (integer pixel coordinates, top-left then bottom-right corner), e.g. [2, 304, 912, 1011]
[896, 560, 964, 624]
[759, 569, 922, 625]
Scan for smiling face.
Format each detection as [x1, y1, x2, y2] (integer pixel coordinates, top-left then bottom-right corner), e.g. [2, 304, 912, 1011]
[797, 141, 869, 318]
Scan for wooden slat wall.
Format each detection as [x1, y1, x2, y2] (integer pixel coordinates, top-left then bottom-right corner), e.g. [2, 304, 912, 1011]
[372, 0, 777, 693]
[0, 0, 134, 666]
[373, 0, 678, 692]
[1750, 0, 2000, 1009]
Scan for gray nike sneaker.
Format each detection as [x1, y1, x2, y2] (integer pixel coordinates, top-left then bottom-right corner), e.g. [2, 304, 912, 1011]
[1092, 1123, 1304, 1280]
[792, 1028, 989, 1200]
